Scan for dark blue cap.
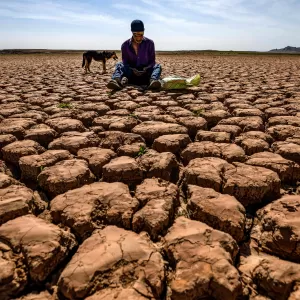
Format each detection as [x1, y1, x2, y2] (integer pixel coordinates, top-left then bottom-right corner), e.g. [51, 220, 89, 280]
[131, 20, 144, 32]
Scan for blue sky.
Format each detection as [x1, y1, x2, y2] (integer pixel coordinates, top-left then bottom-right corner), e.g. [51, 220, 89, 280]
[0, 0, 299, 51]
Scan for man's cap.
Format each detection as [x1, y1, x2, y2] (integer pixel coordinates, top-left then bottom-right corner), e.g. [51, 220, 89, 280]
[131, 20, 144, 32]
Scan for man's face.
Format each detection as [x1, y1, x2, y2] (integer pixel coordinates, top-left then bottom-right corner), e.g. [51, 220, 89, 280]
[132, 31, 144, 43]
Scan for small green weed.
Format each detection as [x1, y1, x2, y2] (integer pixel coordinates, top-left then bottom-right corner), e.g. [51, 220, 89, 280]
[57, 103, 72, 109]
[193, 108, 204, 116]
[136, 145, 147, 157]
[128, 113, 139, 120]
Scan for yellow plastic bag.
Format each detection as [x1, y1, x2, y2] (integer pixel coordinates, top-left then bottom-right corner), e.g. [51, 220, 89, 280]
[161, 74, 201, 90]
[186, 74, 201, 86]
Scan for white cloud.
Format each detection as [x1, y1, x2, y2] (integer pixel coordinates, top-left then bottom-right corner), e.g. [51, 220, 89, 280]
[0, 0, 126, 25]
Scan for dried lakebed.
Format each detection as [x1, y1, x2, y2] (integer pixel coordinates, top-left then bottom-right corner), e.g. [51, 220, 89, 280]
[0, 53, 300, 300]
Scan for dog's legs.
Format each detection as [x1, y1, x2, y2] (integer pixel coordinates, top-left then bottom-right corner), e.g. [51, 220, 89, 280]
[102, 61, 107, 74]
[86, 57, 92, 73]
[84, 57, 88, 74]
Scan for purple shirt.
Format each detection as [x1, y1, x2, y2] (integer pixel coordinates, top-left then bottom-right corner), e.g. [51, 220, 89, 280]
[121, 37, 156, 69]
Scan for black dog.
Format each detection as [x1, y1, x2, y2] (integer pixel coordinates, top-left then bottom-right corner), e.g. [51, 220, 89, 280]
[82, 50, 118, 74]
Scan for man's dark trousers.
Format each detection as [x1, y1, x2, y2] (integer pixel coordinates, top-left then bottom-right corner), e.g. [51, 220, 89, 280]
[112, 62, 162, 85]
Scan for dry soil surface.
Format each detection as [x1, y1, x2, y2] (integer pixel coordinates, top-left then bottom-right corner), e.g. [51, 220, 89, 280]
[0, 53, 300, 300]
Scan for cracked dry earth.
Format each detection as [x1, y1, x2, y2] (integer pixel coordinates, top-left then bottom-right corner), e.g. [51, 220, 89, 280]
[0, 53, 300, 300]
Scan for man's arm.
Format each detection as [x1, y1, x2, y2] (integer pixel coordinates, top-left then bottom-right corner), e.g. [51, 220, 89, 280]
[121, 42, 130, 66]
[143, 40, 155, 71]
[148, 40, 156, 68]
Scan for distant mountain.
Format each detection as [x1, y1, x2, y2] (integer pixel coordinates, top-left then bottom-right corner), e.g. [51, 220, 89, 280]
[269, 46, 300, 53]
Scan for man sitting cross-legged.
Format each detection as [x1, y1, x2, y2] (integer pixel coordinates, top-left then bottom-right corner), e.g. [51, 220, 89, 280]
[107, 19, 162, 90]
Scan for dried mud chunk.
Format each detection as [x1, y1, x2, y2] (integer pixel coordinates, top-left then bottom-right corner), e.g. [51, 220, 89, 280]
[106, 108, 130, 116]
[50, 182, 139, 239]
[167, 106, 194, 117]
[116, 142, 146, 157]
[77, 147, 116, 178]
[151, 114, 178, 124]
[272, 141, 300, 164]
[181, 141, 245, 164]
[223, 162, 281, 207]
[19, 149, 73, 180]
[134, 106, 163, 118]
[93, 115, 139, 132]
[228, 103, 254, 112]
[57, 226, 165, 299]
[266, 125, 300, 141]
[219, 143, 246, 163]
[153, 134, 191, 154]
[265, 107, 288, 118]
[0, 134, 17, 152]
[238, 138, 269, 155]
[24, 124, 57, 147]
[177, 116, 207, 137]
[85, 288, 151, 300]
[164, 217, 241, 300]
[2, 140, 45, 165]
[38, 159, 95, 197]
[132, 121, 188, 144]
[268, 116, 300, 127]
[0, 184, 34, 225]
[76, 111, 98, 127]
[233, 108, 264, 119]
[14, 291, 53, 300]
[181, 141, 222, 164]
[246, 152, 300, 183]
[239, 253, 300, 300]
[89, 125, 104, 133]
[211, 124, 242, 139]
[0, 118, 36, 139]
[187, 185, 246, 242]
[218, 116, 264, 132]
[0, 173, 22, 188]
[98, 131, 145, 151]
[195, 130, 231, 143]
[183, 157, 234, 192]
[237, 131, 274, 144]
[0, 160, 13, 176]
[49, 110, 75, 119]
[0, 215, 77, 282]
[0, 107, 26, 117]
[102, 156, 143, 184]
[286, 134, 300, 145]
[137, 149, 179, 182]
[79, 103, 110, 115]
[0, 242, 27, 300]
[251, 195, 300, 262]
[197, 109, 230, 128]
[45, 117, 86, 133]
[132, 178, 179, 240]
[113, 100, 140, 111]
[10, 111, 48, 123]
[49, 131, 100, 154]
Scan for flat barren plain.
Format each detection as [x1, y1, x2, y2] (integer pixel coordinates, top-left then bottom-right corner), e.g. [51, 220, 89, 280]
[1, 53, 300, 300]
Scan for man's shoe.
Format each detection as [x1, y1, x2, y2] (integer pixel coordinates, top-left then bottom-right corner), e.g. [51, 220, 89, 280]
[148, 79, 161, 90]
[121, 77, 129, 87]
[107, 79, 122, 90]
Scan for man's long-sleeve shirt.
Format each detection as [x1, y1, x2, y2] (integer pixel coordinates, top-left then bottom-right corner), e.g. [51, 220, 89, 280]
[121, 37, 156, 70]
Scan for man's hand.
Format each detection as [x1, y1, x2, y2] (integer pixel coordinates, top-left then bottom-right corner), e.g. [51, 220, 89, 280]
[131, 68, 146, 76]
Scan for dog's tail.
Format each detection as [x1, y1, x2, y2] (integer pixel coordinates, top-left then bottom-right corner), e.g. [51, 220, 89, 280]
[82, 53, 86, 68]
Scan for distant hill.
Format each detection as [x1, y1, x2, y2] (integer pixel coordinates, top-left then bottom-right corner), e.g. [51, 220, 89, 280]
[269, 46, 300, 53]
